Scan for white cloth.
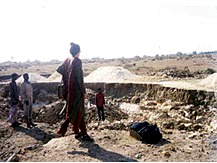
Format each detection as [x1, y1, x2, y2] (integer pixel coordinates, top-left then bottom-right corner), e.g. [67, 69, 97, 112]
[7, 105, 18, 123]
[21, 81, 33, 103]
[21, 81, 33, 118]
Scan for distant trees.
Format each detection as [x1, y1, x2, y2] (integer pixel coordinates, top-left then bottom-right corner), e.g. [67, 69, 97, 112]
[192, 51, 197, 55]
[176, 52, 183, 56]
[133, 56, 141, 61]
[149, 50, 217, 61]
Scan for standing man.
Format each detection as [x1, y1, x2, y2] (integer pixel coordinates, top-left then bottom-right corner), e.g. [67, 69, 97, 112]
[57, 42, 93, 142]
[20, 73, 37, 128]
[7, 73, 21, 127]
[95, 87, 105, 121]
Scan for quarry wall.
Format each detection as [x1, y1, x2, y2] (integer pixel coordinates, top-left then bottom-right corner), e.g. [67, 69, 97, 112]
[103, 83, 216, 106]
[1, 82, 216, 107]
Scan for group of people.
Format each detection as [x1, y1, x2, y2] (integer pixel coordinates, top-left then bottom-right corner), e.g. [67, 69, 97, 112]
[7, 72, 36, 128]
[7, 42, 106, 142]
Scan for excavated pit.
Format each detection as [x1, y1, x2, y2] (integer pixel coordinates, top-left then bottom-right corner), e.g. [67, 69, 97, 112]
[1, 80, 217, 162]
[1, 81, 216, 107]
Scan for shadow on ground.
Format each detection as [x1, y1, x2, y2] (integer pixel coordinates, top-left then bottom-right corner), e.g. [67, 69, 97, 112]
[14, 125, 55, 144]
[142, 138, 171, 146]
[68, 141, 138, 162]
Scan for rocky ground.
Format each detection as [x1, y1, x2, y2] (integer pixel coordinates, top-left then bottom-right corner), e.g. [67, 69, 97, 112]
[1, 122, 216, 162]
[0, 86, 217, 162]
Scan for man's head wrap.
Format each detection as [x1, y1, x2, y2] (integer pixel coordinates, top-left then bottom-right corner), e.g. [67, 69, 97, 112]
[70, 42, 80, 56]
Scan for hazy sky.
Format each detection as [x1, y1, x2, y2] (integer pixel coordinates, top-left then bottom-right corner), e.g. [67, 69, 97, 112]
[0, 0, 217, 63]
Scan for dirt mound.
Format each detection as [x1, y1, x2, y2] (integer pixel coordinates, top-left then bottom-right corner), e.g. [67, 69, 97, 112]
[16, 73, 48, 83]
[34, 101, 65, 125]
[200, 73, 217, 90]
[84, 66, 139, 83]
[48, 66, 140, 83]
[47, 71, 61, 82]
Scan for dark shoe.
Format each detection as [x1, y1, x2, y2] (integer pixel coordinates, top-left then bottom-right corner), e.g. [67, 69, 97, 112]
[27, 124, 33, 129]
[26, 118, 32, 129]
[11, 123, 18, 127]
[30, 122, 37, 127]
[14, 121, 21, 126]
[75, 133, 82, 139]
[81, 135, 94, 142]
[30, 119, 37, 127]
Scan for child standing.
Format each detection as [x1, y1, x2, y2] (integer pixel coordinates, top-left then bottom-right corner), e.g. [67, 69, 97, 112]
[95, 87, 105, 121]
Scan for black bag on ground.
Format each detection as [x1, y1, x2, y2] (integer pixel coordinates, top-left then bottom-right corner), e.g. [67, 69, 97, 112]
[130, 121, 149, 132]
[138, 124, 162, 144]
[130, 121, 162, 144]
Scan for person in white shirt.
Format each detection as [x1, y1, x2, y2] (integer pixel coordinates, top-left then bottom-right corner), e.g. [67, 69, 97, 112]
[20, 73, 36, 128]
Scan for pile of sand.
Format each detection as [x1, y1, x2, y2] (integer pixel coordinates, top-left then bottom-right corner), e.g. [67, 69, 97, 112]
[200, 73, 217, 90]
[47, 71, 62, 82]
[48, 66, 139, 83]
[84, 66, 139, 83]
[16, 73, 48, 83]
